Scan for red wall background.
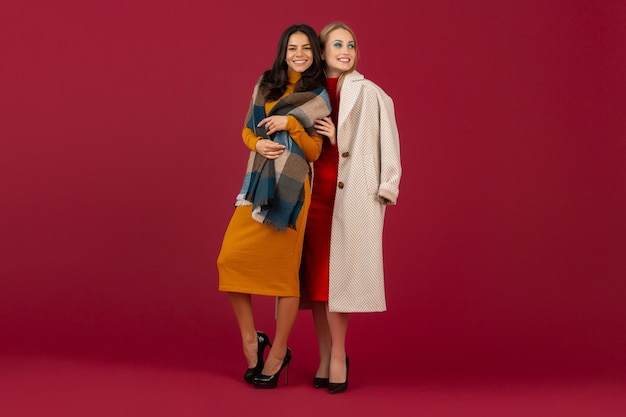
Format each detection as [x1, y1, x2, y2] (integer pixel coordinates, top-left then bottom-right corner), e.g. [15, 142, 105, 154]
[1, 1, 625, 377]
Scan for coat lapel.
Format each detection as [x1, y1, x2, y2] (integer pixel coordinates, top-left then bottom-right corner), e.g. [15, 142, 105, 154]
[337, 71, 364, 133]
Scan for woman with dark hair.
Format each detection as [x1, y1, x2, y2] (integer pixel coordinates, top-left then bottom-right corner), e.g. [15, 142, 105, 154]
[217, 24, 330, 389]
[300, 22, 402, 394]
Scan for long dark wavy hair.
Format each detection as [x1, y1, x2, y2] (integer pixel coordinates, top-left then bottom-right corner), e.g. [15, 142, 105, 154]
[260, 24, 326, 101]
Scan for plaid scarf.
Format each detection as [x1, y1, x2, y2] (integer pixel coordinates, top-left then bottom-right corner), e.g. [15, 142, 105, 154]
[235, 81, 331, 232]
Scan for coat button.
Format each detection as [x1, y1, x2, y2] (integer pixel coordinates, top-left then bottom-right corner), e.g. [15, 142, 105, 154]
[337, 182, 344, 189]
[341, 151, 350, 158]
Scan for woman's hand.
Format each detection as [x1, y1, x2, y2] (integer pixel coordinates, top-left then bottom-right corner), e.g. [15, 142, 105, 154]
[258, 116, 288, 136]
[255, 139, 285, 159]
[314, 116, 336, 145]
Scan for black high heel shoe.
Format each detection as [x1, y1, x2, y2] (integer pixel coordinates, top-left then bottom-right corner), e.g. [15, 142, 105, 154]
[313, 376, 329, 388]
[328, 356, 349, 394]
[252, 348, 291, 389]
[243, 331, 272, 384]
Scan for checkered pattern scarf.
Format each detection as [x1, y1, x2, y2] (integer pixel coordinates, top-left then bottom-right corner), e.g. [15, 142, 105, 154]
[235, 82, 331, 232]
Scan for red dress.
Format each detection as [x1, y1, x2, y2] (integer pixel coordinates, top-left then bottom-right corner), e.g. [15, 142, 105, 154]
[300, 77, 340, 301]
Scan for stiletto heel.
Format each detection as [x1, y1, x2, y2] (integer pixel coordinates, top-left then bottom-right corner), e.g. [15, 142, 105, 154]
[328, 356, 349, 394]
[243, 331, 272, 384]
[253, 347, 292, 389]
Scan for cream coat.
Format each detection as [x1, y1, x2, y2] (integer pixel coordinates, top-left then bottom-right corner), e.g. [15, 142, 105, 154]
[327, 71, 402, 312]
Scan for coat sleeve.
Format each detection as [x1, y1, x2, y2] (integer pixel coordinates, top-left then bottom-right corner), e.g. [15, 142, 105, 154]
[377, 91, 402, 205]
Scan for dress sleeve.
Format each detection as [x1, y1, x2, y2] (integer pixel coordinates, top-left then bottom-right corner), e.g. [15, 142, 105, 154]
[285, 115, 323, 162]
[242, 125, 260, 152]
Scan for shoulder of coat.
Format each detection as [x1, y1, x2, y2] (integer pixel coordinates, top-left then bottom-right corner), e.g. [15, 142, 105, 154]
[365, 80, 393, 100]
[346, 72, 390, 99]
[344, 70, 365, 83]
[356, 82, 393, 109]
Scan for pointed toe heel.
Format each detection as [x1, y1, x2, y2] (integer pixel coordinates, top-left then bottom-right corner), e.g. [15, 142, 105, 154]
[253, 348, 292, 389]
[328, 356, 349, 394]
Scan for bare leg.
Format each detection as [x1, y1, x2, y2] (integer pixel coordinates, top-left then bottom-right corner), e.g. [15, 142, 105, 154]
[262, 296, 299, 375]
[327, 310, 349, 383]
[311, 301, 331, 378]
[227, 292, 258, 368]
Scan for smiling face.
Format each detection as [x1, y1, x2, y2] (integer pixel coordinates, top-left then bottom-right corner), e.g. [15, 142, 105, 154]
[285, 32, 313, 73]
[322, 28, 356, 78]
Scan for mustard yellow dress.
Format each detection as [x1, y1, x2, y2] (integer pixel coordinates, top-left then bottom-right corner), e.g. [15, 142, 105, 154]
[217, 72, 324, 297]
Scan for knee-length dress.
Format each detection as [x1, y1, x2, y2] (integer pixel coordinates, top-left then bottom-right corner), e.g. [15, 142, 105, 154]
[218, 72, 325, 297]
[300, 77, 340, 302]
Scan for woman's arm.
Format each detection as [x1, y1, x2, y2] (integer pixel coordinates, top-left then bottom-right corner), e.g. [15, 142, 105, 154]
[255, 115, 324, 162]
[242, 126, 261, 152]
[284, 115, 323, 162]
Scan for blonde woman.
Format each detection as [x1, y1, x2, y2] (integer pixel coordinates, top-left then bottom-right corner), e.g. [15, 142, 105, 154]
[300, 22, 402, 394]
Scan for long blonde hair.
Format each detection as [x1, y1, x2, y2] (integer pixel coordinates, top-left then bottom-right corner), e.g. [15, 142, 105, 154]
[319, 22, 358, 86]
